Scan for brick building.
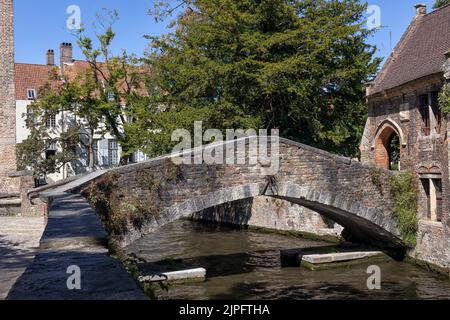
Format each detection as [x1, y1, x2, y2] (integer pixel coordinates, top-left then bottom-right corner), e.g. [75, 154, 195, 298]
[360, 4, 450, 267]
[0, 0, 18, 194]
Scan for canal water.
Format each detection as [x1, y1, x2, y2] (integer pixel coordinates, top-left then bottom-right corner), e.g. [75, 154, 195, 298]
[127, 220, 450, 300]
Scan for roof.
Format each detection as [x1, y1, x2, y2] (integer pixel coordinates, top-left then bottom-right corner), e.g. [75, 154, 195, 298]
[63, 60, 94, 82]
[371, 4, 450, 95]
[15, 63, 60, 100]
[15, 59, 149, 101]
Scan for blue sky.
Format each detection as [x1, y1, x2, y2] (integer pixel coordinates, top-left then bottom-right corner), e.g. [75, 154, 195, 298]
[15, 0, 437, 65]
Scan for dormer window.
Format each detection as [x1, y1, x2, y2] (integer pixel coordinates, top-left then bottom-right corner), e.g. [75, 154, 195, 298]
[27, 89, 36, 100]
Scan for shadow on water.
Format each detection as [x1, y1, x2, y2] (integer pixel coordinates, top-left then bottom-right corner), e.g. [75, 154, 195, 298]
[128, 220, 450, 300]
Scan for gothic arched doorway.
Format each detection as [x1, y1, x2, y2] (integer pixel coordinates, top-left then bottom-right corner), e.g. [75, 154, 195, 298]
[374, 125, 401, 171]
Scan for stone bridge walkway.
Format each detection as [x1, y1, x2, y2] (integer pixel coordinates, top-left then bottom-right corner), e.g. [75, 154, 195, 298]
[5, 193, 146, 300]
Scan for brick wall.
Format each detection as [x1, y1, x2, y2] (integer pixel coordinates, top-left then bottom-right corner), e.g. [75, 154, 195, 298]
[362, 75, 450, 275]
[0, 0, 18, 193]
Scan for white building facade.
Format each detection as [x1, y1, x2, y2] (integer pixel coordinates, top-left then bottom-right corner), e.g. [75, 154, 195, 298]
[15, 44, 147, 184]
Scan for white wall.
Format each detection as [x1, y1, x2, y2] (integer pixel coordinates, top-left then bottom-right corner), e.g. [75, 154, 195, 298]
[16, 100, 31, 144]
[15, 100, 124, 183]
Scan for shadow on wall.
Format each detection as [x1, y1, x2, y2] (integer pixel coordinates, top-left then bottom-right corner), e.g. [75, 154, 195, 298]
[191, 197, 341, 238]
[192, 199, 254, 226]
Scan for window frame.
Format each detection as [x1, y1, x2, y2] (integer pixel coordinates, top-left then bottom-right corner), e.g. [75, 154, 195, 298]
[46, 114, 57, 128]
[27, 88, 36, 100]
[108, 139, 119, 166]
[419, 94, 430, 136]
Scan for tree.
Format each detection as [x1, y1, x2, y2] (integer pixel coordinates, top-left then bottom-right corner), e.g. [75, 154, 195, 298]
[147, 0, 381, 157]
[433, 0, 450, 9]
[75, 10, 148, 164]
[16, 76, 100, 178]
[17, 11, 151, 178]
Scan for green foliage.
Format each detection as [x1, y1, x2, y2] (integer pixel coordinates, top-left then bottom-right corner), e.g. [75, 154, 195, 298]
[16, 121, 81, 178]
[19, 9, 151, 176]
[74, 12, 148, 163]
[84, 160, 183, 236]
[389, 172, 418, 247]
[433, 0, 450, 9]
[438, 85, 450, 115]
[147, 0, 381, 157]
[107, 238, 160, 300]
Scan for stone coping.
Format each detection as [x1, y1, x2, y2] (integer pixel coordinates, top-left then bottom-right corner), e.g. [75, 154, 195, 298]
[419, 220, 445, 229]
[27, 136, 394, 200]
[0, 198, 21, 206]
[0, 193, 20, 199]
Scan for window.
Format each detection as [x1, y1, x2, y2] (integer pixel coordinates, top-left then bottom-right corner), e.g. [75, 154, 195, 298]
[132, 150, 149, 163]
[108, 139, 119, 166]
[430, 91, 442, 133]
[27, 89, 36, 100]
[46, 114, 56, 128]
[94, 139, 119, 167]
[421, 177, 443, 222]
[418, 92, 442, 136]
[419, 94, 430, 136]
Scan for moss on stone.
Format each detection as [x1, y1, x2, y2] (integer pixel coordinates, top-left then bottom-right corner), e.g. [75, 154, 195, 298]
[370, 167, 384, 194]
[389, 172, 418, 248]
[405, 255, 450, 278]
[107, 237, 160, 299]
[83, 160, 183, 237]
[438, 85, 450, 115]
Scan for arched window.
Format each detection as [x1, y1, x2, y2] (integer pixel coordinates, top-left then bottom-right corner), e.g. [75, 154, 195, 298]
[374, 125, 401, 171]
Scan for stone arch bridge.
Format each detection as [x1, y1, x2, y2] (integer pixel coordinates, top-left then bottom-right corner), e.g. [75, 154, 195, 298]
[78, 137, 404, 250]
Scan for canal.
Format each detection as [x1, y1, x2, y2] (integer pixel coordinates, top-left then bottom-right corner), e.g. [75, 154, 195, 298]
[127, 220, 450, 300]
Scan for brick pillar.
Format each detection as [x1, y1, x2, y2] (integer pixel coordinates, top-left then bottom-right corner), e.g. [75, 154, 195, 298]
[0, 0, 18, 193]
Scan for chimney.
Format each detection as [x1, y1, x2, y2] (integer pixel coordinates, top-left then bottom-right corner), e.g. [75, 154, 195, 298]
[414, 3, 427, 16]
[60, 42, 73, 70]
[46, 49, 55, 66]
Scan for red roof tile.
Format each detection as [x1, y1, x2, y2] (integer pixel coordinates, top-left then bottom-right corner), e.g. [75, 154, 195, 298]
[15, 60, 148, 101]
[15, 63, 60, 100]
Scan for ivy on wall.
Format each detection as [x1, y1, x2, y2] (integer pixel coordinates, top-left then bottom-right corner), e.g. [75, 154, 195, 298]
[389, 172, 419, 247]
[438, 84, 450, 114]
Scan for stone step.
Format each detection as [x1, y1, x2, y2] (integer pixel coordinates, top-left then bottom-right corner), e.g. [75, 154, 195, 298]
[138, 268, 207, 283]
[302, 251, 384, 264]
[0, 198, 22, 217]
[299, 251, 390, 271]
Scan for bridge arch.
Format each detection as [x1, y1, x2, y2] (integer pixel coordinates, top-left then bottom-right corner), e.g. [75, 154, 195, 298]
[81, 137, 405, 250]
[144, 182, 403, 250]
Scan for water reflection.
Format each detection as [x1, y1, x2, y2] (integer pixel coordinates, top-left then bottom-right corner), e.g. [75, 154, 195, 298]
[127, 220, 450, 300]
